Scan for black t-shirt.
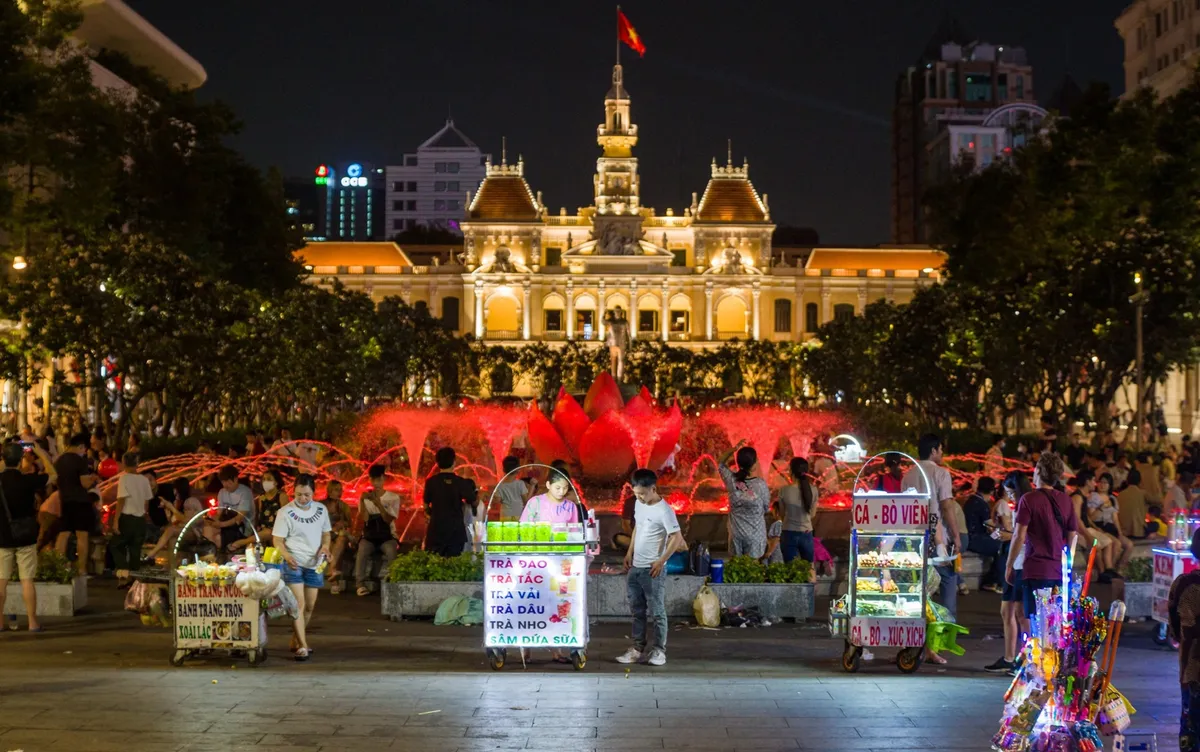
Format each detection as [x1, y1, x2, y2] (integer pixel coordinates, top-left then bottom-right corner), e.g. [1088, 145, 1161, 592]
[0, 469, 47, 547]
[963, 493, 991, 539]
[54, 452, 91, 506]
[147, 488, 172, 527]
[423, 472, 477, 542]
[1065, 444, 1087, 471]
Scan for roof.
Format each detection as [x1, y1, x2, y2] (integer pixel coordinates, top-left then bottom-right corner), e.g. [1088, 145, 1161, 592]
[607, 64, 629, 100]
[805, 248, 947, 272]
[76, 0, 206, 89]
[421, 119, 477, 150]
[921, 11, 974, 61]
[467, 159, 541, 221]
[296, 242, 413, 269]
[695, 161, 769, 224]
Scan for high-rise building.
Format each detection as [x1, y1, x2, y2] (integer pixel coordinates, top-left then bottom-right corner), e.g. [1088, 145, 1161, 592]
[1115, 0, 1198, 98]
[386, 121, 488, 236]
[283, 178, 320, 239]
[312, 162, 385, 241]
[891, 20, 1041, 244]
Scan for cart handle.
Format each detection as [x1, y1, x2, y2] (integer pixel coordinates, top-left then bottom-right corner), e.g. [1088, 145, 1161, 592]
[170, 508, 263, 565]
[850, 450, 932, 501]
[483, 462, 582, 520]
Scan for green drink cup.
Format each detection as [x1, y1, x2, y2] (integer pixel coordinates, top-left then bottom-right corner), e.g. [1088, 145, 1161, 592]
[502, 521, 519, 544]
[486, 522, 501, 544]
[519, 522, 536, 552]
[535, 522, 552, 542]
[553, 525, 568, 553]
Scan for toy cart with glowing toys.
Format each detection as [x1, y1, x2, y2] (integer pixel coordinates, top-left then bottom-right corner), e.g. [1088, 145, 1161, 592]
[475, 464, 600, 671]
[168, 510, 268, 667]
[1151, 514, 1199, 646]
[830, 451, 931, 673]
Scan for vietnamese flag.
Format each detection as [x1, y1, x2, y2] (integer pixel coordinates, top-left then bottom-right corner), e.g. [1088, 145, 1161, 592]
[618, 9, 646, 57]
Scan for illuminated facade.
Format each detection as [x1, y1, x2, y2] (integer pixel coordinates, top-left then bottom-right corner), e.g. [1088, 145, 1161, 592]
[300, 65, 946, 352]
[1116, 0, 1199, 98]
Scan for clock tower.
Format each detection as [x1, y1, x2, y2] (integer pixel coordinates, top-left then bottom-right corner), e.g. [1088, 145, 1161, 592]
[591, 64, 644, 254]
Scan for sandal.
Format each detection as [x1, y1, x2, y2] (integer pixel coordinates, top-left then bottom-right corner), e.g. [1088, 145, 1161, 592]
[356, 586, 369, 597]
[925, 652, 948, 665]
[552, 655, 573, 664]
[294, 647, 310, 661]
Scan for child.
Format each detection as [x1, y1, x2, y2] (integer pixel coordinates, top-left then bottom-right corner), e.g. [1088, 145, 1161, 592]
[519, 468, 579, 524]
[761, 501, 783, 565]
[616, 469, 685, 667]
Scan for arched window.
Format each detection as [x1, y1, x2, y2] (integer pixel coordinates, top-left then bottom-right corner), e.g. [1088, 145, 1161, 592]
[833, 303, 855, 322]
[774, 299, 792, 333]
[804, 302, 819, 332]
[614, 112, 622, 129]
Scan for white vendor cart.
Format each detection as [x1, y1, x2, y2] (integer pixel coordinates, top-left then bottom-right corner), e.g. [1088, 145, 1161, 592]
[477, 464, 600, 671]
[1152, 544, 1196, 646]
[168, 510, 268, 667]
[832, 451, 931, 674]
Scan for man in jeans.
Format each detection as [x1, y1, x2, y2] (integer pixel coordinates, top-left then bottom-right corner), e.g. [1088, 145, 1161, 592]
[354, 464, 399, 595]
[0, 441, 51, 631]
[617, 469, 685, 667]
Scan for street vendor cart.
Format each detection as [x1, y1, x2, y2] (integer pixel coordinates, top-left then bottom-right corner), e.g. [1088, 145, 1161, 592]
[477, 464, 600, 671]
[1152, 543, 1196, 646]
[168, 510, 267, 667]
[830, 452, 930, 673]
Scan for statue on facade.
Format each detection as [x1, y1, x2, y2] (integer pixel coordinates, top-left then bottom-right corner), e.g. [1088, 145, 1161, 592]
[604, 308, 631, 381]
[723, 247, 744, 273]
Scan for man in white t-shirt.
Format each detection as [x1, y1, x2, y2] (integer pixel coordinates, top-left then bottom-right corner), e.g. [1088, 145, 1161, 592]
[111, 452, 155, 588]
[272, 474, 331, 661]
[617, 468, 685, 667]
[900, 434, 961, 632]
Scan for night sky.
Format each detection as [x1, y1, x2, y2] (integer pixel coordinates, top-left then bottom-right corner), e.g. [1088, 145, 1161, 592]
[127, 0, 1129, 245]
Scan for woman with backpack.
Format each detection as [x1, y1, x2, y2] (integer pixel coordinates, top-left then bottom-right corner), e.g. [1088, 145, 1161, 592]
[1006, 453, 1079, 620]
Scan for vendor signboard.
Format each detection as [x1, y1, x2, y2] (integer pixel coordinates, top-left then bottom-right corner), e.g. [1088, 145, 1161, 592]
[485, 554, 586, 649]
[849, 616, 925, 648]
[174, 581, 260, 649]
[851, 492, 930, 534]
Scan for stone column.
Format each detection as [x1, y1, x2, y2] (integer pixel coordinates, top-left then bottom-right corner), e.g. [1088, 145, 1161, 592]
[597, 280, 607, 341]
[705, 283, 714, 340]
[751, 286, 761, 340]
[856, 286, 868, 315]
[474, 279, 484, 339]
[566, 281, 576, 340]
[522, 281, 532, 340]
[629, 279, 639, 338]
[794, 281, 804, 338]
[821, 289, 832, 325]
[660, 281, 669, 341]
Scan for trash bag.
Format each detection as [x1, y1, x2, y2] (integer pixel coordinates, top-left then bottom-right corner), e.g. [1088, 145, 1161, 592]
[693, 583, 721, 627]
[434, 595, 484, 626]
[124, 581, 150, 614]
[723, 605, 765, 628]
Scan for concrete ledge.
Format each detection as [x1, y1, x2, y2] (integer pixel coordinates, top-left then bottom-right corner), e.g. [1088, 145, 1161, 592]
[710, 583, 814, 621]
[3, 577, 88, 616]
[381, 581, 483, 620]
[1113, 580, 1153, 620]
[588, 574, 705, 620]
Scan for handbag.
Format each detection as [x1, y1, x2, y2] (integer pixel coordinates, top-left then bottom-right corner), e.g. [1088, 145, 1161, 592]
[0, 475, 38, 545]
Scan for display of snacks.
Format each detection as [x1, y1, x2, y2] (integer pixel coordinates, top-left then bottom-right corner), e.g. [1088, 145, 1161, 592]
[856, 577, 881, 592]
[882, 579, 899, 594]
[855, 600, 896, 616]
[858, 551, 885, 568]
[854, 551, 923, 569]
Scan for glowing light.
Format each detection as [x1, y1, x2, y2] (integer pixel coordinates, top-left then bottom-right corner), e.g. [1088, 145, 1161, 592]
[99, 282, 106, 292]
[315, 176, 328, 185]
[11, 256, 26, 270]
[347, 163, 363, 178]
[921, 267, 934, 274]
[315, 164, 329, 177]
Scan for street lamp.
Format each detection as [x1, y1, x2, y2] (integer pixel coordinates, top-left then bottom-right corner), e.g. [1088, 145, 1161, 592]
[11, 256, 26, 270]
[1131, 272, 1149, 449]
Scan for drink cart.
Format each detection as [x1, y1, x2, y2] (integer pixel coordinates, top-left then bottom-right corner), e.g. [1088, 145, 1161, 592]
[1152, 542, 1197, 646]
[831, 451, 930, 673]
[475, 464, 600, 671]
[168, 510, 268, 667]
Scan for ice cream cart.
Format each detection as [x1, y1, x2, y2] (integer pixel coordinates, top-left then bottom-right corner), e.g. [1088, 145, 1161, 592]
[831, 452, 931, 673]
[477, 464, 600, 671]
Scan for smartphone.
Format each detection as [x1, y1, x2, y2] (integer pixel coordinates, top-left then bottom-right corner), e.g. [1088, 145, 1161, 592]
[18, 441, 32, 453]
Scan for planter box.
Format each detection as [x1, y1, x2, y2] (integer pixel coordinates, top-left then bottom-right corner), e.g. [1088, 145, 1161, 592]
[381, 581, 483, 620]
[588, 574, 706, 620]
[710, 582, 814, 621]
[1115, 580, 1153, 620]
[3, 577, 88, 617]
[587, 574, 815, 622]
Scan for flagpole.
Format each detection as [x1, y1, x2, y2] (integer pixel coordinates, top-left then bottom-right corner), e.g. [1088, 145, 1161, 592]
[616, 5, 621, 66]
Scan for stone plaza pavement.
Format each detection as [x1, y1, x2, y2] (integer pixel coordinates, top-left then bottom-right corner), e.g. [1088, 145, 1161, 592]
[0, 587, 1182, 752]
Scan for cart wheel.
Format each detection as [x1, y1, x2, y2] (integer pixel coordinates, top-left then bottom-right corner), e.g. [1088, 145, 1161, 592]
[896, 647, 923, 674]
[571, 650, 587, 671]
[487, 648, 506, 671]
[248, 648, 266, 667]
[169, 649, 188, 667]
[841, 641, 862, 673]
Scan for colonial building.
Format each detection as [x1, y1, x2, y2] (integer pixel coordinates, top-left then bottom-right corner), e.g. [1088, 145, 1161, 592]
[300, 65, 945, 350]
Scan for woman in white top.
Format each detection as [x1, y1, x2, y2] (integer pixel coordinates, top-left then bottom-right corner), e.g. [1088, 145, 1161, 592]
[272, 474, 331, 661]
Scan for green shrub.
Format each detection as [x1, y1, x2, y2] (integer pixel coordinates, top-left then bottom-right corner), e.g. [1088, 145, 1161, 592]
[17, 550, 75, 584]
[1122, 557, 1153, 583]
[386, 550, 483, 582]
[723, 555, 766, 584]
[765, 558, 814, 584]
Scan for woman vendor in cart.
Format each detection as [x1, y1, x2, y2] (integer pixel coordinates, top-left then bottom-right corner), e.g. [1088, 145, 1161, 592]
[518, 467, 580, 663]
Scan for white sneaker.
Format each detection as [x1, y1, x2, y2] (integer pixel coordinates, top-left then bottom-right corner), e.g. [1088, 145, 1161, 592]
[646, 648, 666, 666]
[615, 647, 643, 664]
[861, 650, 875, 661]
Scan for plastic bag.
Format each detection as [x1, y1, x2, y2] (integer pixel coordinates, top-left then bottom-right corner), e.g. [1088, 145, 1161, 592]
[262, 581, 300, 620]
[434, 596, 484, 626]
[124, 581, 149, 614]
[693, 583, 721, 627]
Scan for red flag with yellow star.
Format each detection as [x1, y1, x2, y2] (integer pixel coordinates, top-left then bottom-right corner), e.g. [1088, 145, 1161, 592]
[618, 9, 646, 57]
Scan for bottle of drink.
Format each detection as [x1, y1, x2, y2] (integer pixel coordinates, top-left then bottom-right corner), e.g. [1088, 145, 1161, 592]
[315, 553, 329, 575]
[1178, 511, 1189, 548]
